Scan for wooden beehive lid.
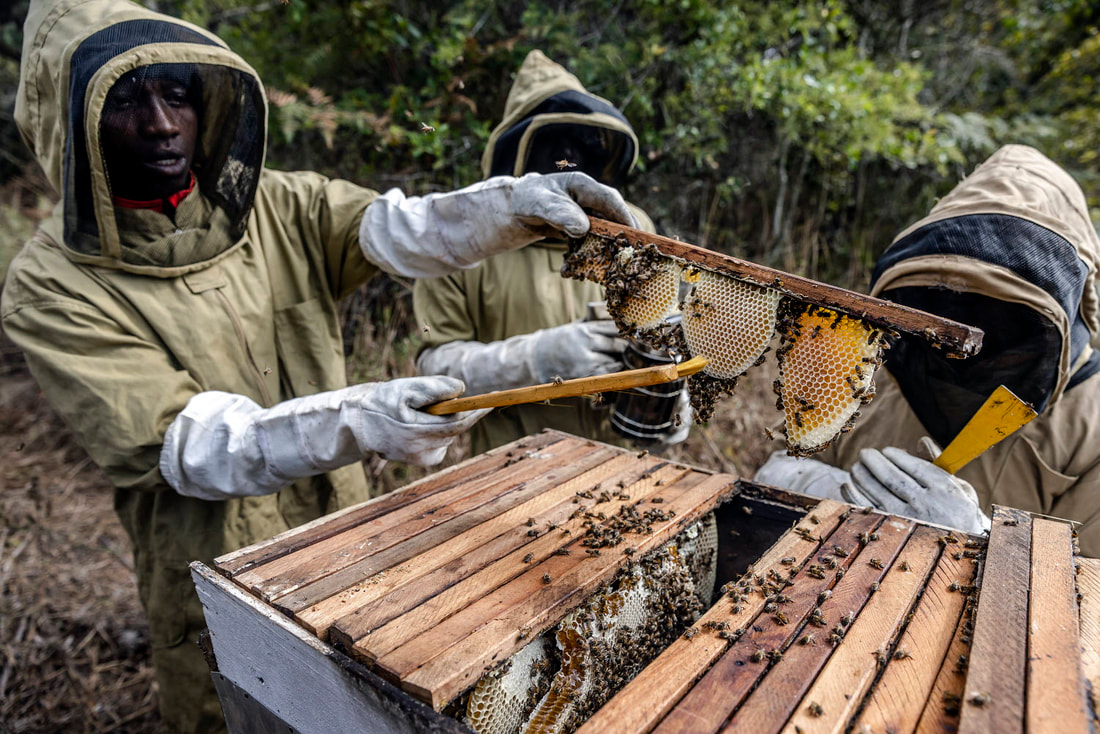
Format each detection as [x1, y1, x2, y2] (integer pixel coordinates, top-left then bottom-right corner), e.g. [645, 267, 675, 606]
[214, 429, 738, 711]
[578, 502, 1096, 733]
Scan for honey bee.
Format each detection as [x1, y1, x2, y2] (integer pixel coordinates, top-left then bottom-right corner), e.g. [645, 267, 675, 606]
[683, 627, 699, 640]
[808, 702, 824, 717]
[869, 558, 884, 570]
[552, 375, 565, 385]
[518, 626, 532, 640]
[556, 159, 577, 170]
[799, 633, 817, 646]
[542, 573, 552, 584]
[523, 553, 534, 564]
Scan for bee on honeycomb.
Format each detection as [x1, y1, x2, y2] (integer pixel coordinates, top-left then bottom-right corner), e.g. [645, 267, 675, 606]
[775, 303, 892, 455]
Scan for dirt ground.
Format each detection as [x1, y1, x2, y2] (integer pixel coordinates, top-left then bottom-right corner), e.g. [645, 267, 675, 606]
[0, 334, 778, 734]
[0, 376, 160, 734]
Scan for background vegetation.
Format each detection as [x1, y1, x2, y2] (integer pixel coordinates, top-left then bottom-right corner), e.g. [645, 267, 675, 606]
[0, 1, 1097, 730]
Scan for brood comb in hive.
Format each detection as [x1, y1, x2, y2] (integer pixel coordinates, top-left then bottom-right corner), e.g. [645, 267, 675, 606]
[465, 515, 717, 734]
[564, 219, 983, 456]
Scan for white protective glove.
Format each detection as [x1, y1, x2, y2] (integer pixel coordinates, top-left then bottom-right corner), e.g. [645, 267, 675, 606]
[416, 320, 628, 396]
[160, 377, 488, 501]
[753, 450, 852, 501]
[841, 438, 991, 534]
[359, 172, 637, 278]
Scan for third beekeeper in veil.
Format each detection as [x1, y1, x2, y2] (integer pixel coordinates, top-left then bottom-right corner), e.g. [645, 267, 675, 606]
[756, 145, 1100, 553]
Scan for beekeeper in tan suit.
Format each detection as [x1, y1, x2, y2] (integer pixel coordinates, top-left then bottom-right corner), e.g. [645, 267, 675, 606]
[3, 2, 636, 731]
[756, 145, 1100, 553]
[414, 50, 689, 454]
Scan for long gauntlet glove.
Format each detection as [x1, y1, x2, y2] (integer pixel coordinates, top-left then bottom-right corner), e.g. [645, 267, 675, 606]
[160, 377, 487, 501]
[359, 172, 637, 278]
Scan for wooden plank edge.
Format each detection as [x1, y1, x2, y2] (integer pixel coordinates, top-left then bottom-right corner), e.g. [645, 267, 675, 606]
[1027, 518, 1091, 733]
[215, 430, 571, 576]
[957, 506, 1032, 734]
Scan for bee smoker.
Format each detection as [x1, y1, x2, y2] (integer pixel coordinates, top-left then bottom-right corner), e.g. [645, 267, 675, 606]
[581, 301, 684, 445]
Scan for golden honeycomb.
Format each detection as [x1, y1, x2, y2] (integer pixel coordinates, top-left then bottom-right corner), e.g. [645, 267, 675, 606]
[681, 270, 782, 379]
[776, 305, 885, 455]
[615, 255, 682, 330]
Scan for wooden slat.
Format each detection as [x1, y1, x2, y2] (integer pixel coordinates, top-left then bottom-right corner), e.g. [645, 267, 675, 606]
[575, 500, 852, 734]
[651, 510, 884, 734]
[1027, 518, 1090, 733]
[275, 443, 626, 615]
[583, 218, 983, 357]
[853, 538, 977, 734]
[393, 473, 738, 709]
[235, 438, 601, 600]
[781, 526, 945, 734]
[329, 462, 696, 658]
[215, 430, 568, 576]
[1077, 557, 1100, 718]
[293, 452, 667, 637]
[914, 583, 980, 734]
[957, 506, 1031, 734]
[728, 516, 916, 734]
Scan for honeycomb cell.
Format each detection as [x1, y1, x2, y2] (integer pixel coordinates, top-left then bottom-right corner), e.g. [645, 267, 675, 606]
[681, 271, 782, 379]
[777, 306, 885, 455]
[615, 258, 682, 330]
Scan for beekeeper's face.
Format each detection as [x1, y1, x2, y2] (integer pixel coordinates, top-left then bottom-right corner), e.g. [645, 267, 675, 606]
[100, 71, 199, 200]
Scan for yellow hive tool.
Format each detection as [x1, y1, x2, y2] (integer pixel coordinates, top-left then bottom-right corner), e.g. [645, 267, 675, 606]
[933, 385, 1038, 475]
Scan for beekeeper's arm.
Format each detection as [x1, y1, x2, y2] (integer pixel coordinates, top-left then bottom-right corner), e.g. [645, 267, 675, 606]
[754, 438, 990, 534]
[359, 171, 636, 278]
[161, 377, 488, 501]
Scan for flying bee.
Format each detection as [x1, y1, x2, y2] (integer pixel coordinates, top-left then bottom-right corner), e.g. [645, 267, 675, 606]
[556, 158, 577, 170]
[419, 121, 435, 133]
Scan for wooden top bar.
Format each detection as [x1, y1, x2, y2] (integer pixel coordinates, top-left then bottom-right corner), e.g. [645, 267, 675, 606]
[580, 503, 1095, 733]
[213, 429, 1095, 731]
[583, 217, 985, 358]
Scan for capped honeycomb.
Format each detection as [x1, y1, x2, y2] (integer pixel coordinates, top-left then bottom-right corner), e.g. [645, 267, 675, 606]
[615, 254, 682, 330]
[776, 304, 887, 455]
[465, 515, 717, 734]
[681, 270, 781, 379]
[562, 231, 904, 455]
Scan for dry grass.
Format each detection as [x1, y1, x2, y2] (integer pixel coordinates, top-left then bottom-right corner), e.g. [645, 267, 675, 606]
[0, 378, 160, 734]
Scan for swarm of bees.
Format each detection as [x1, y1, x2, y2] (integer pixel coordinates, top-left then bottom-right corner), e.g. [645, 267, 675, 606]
[563, 232, 897, 456]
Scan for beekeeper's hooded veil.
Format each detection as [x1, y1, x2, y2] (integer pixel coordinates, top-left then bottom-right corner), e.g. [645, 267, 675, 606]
[482, 49, 640, 188]
[873, 144, 1100, 447]
[819, 145, 1100, 553]
[16, 0, 266, 275]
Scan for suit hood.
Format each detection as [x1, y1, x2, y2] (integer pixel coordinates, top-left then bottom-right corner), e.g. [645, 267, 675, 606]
[481, 50, 639, 187]
[871, 145, 1100, 443]
[16, 0, 267, 275]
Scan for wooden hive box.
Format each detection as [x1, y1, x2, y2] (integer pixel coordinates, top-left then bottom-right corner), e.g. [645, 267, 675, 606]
[192, 430, 1100, 733]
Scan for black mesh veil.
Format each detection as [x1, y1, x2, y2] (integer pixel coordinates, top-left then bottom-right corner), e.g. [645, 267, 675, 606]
[488, 90, 636, 187]
[64, 19, 265, 268]
[873, 214, 1100, 446]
